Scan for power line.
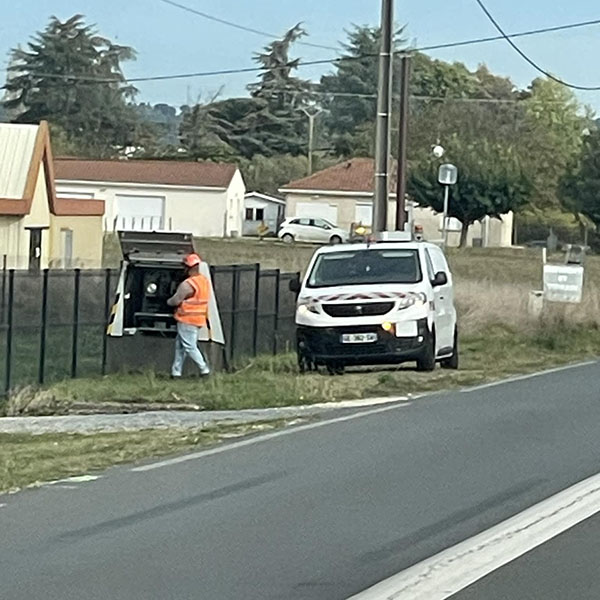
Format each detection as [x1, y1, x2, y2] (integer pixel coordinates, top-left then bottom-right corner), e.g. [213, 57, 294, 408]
[3, 16, 600, 86]
[473, 0, 600, 91]
[417, 17, 600, 53]
[156, 0, 340, 51]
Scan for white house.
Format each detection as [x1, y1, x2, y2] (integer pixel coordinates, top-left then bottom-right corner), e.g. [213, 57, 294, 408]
[54, 159, 246, 238]
[243, 192, 286, 236]
[279, 158, 514, 248]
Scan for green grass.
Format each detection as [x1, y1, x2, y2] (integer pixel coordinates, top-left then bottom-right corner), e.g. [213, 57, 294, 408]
[0, 421, 286, 493]
[4, 324, 599, 417]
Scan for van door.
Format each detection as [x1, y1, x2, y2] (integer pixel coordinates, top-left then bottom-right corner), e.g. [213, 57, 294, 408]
[426, 247, 455, 354]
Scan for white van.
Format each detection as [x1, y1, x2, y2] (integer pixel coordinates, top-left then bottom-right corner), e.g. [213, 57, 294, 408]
[292, 239, 458, 374]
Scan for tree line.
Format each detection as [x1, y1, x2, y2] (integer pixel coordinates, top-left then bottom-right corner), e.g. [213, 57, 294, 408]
[2, 15, 599, 245]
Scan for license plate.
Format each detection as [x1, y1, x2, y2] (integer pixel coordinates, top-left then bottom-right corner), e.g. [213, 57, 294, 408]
[341, 332, 378, 344]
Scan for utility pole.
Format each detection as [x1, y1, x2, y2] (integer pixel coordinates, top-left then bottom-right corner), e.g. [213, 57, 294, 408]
[373, 0, 394, 233]
[395, 54, 411, 231]
[301, 107, 322, 175]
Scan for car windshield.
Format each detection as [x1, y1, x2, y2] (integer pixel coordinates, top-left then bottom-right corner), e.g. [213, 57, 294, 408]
[307, 248, 422, 288]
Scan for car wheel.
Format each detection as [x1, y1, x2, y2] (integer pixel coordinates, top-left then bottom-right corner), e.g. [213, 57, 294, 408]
[416, 328, 436, 372]
[441, 327, 459, 370]
[282, 233, 294, 244]
[329, 235, 342, 245]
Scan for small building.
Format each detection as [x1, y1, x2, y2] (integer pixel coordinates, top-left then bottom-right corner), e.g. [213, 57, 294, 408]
[0, 121, 104, 270]
[54, 159, 246, 238]
[280, 158, 513, 248]
[243, 192, 286, 237]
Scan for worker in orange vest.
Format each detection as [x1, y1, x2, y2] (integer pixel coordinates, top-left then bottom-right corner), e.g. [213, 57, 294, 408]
[167, 253, 211, 378]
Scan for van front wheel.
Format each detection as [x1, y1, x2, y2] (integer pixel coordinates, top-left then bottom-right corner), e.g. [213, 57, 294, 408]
[441, 328, 459, 370]
[416, 329, 436, 372]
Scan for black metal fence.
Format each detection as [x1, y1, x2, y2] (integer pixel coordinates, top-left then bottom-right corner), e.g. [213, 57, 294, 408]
[0, 264, 299, 395]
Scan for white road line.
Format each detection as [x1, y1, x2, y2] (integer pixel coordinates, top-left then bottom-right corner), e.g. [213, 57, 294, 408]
[462, 360, 597, 393]
[347, 471, 600, 600]
[131, 402, 410, 472]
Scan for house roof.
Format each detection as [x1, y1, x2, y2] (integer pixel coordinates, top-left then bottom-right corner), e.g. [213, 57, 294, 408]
[0, 121, 58, 215]
[0, 121, 104, 217]
[54, 158, 238, 189]
[245, 191, 286, 205]
[281, 158, 396, 194]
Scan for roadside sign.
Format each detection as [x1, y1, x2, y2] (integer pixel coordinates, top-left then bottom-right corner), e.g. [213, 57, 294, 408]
[543, 264, 584, 304]
[438, 163, 458, 185]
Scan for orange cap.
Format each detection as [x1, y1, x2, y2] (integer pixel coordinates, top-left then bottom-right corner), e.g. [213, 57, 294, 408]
[183, 253, 201, 268]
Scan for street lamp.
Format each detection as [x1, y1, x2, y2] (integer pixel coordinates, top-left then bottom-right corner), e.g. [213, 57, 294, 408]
[438, 163, 458, 249]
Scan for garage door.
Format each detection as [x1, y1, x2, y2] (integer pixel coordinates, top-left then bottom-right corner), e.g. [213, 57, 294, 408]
[115, 195, 165, 231]
[355, 203, 373, 226]
[296, 202, 338, 226]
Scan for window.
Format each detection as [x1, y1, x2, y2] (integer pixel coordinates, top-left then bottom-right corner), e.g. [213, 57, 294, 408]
[298, 218, 311, 226]
[245, 208, 254, 221]
[424, 250, 435, 281]
[313, 219, 331, 230]
[308, 249, 422, 288]
[255, 208, 265, 221]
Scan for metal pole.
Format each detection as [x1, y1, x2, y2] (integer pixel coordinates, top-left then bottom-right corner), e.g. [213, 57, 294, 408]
[38, 269, 49, 384]
[301, 108, 322, 176]
[373, 0, 394, 233]
[4, 270, 14, 394]
[252, 263, 260, 357]
[1, 254, 6, 323]
[442, 185, 450, 249]
[229, 266, 239, 364]
[101, 268, 111, 375]
[396, 54, 411, 231]
[71, 269, 80, 378]
[272, 270, 281, 356]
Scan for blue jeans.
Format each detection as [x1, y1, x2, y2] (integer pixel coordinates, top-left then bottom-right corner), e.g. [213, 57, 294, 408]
[171, 322, 210, 377]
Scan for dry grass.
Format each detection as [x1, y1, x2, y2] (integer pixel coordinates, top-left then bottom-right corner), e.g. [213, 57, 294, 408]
[0, 421, 287, 493]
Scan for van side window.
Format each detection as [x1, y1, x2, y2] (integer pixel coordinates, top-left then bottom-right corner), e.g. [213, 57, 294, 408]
[428, 246, 450, 277]
[424, 250, 435, 281]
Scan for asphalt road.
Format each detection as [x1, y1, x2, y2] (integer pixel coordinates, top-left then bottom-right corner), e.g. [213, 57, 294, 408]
[2, 361, 600, 600]
[451, 512, 600, 600]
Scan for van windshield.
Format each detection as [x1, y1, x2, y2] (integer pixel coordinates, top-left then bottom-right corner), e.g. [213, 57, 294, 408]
[307, 248, 422, 288]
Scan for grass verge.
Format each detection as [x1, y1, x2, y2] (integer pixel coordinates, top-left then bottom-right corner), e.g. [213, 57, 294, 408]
[4, 324, 599, 416]
[0, 421, 286, 494]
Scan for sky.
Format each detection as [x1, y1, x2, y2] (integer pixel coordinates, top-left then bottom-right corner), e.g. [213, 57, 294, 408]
[1, 0, 600, 111]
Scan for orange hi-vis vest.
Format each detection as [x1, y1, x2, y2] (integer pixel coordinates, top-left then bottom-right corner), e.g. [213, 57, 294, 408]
[175, 274, 210, 327]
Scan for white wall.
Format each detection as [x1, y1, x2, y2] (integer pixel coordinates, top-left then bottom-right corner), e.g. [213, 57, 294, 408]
[225, 169, 245, 237]
[284, 191, 514, 247]
[56, 181, 232, 237]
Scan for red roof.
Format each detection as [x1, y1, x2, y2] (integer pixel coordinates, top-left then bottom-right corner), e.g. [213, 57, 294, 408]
[281, 158, 396, 194]
[54, 197, 105, 217]
[54, 159, 237, 188]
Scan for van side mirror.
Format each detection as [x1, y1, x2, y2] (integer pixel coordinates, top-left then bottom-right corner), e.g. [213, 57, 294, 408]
[432, 271, 448, 287]
[289, 278, 301, 294]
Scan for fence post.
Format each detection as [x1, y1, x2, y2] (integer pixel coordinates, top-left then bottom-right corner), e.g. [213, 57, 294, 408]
[38, 269, 49, 385]
[252, 263, 260, 357]
[71, 269, 80, 378]
[272, 269, 281, 356]
[101, 268, 112, 375]
[229, 266, 240, 363]
[0, 254, 6, 323]
[4, 270, 14, 394]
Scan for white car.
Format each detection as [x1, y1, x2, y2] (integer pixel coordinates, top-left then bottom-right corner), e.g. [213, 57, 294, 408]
[290, 238, 458, 374]
[278, 217, 348, 245]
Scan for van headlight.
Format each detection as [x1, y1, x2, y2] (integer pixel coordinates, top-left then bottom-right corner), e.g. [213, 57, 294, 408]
[298, 302, 319, 315]
[146, 282, 158, 295]
[397, 292, 427, 310]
